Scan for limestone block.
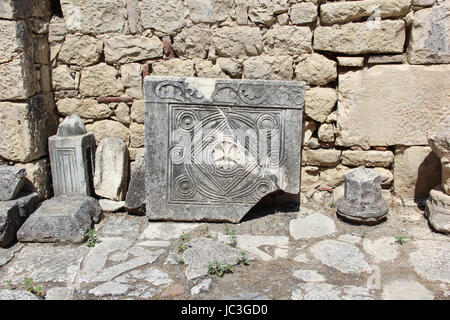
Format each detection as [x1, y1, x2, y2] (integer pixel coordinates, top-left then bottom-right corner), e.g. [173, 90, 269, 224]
[16, 158, 52, 199]
[217, 58, 242, 77]
[79, 63, 125, 97]
[0, 0, 51, 19]
[243, 55, 293, 80]
[58, 34, 103, 67]
[318, 123, 335, 143]
[0, 166, 26, 201]
[52, 65, 79, 91]
[394, 146, 441, 199]
[115, 103, 131, 126]
[104, 35, 163, 64]
[48, 16, 66, 44]
[0, 53, 36, 101]
[173, 25, 212, 59]
[304, 149, 341, 167]
[94, 138, 129, 201]
[314, 20, 405, 54]
[129, 123, 145, 148]
[125, 150, 146, 215]
[151, 59, 195, 77]
[319, 164, 351, 188]
[0, 95, 58, 162]
[195, 60, 229, 78]
[17, 195, 102, 244]
[289, 2, 317, 25]
[337, 57, 364, 67]
[341, 150, 394, 168]
[121, 63, 143, 99]
[301, 166, 320, 192]
[295, 53, 337, 85]
[0, 193, 40, 247]
[188, 0, 233, 24]
[427, 120, 450, 163]
[61, 0, 127, 34]
[85, 120, 130, 146]
[0, 20, 32, 64]
[263, 26, 312, 56]
[320, 0, 411, 25]
[305, 87, 337, 123]
[139, 0, 185, 36]
[131, 100, 145, 124]
[337, 65, 450, 147]
[248, 0, 289, 26]
[212, 26, 263, 58]
[425, 186, 450, 233]
[302, 120, 318, 146]
[57, 99, 113, 120]
[408, 3, 450, 64]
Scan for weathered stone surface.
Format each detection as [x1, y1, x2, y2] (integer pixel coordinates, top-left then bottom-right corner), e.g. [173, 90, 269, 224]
[428, 121, 450, 164]
[289, 2, 317, 25]
[115, 102, 131, 126]
[94, 138, 129, 201]
[173, 25, 212, 59]
[57, 114, 86, 137]
[58, 34, 103, 66]
[293, 270, 326, 283]
[0, 166, 26, 201]
[61, 0, 127, 34]
[79, 63, 125, 97]
[305, 87, 337, 123]
[341, 150, 394, 168]
[393, 146, 441, 199]
[97, 214, 144, 239]
[382, 280, 434, 300]
[57, 98, 113, 120]
[188, 0, 233, 24]
[130, 100, 145, 124]
[367, 54, 405, 64]
[310, 240, 371, 274]
[0, 0, 51, 19]
[140, 222, 200, 240]
[49, 16, 66, 43]
[425, 187, 450, 234]
[182, 237, 243, 280]
[0, 20, 32, 64]
[409, 240, 450, 283]
[99, 199, 124, 212]
[289, 212, 336, 240]
[0, 193, 40, 247]
[0, 53, 36, 101]
[0, 290, 40, 300]
[408, 3, 450, 64]
[314, 20, 405, 54]
[125, 150, 146, 215]
[301, 166, 319, 191]
[104, 35, 163, 64]
[145, 77, 304, 222]
[0, 95, 58, 162]
[362, 237, 399, 263]
[191, 278, 212, 296]
[0, 242, 23, 266]
[337, 65, 450, 147]
[337, 168, 389, 224]
[151, 59, 195, 77]
[319, 164, 351, 188]
[212, 26, 263, 57]
[89, 281, 130, 297]
[129, 123, 145, 148]
[263, 26, 312, 56]
[195, 60, 229, 78]
[217, 58, 242, 77]
[304, 149, 341, 167]
[295, 53, 337, 85]
[317, 123, 334, 143]
[52, 65, 80, 91]
[337, 56, 364, 67]
[45, 287, 74, 300]
[243, 55, 293, 80]
[17, 195, 102, 243]
[85, 120, 130, 145]
[248, 0, 289, 26]
[320, 0, 411, 25]
[139, 0, 185, 36]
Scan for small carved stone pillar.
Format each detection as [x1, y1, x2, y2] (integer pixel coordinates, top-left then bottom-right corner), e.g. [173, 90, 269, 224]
[49, 115, 96, 196]
[337, 167, 389, 225]
[425, 122, 450, 234]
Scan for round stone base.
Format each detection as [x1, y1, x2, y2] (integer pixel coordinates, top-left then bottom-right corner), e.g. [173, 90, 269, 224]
[336, 197, 389, 225]
[425, 187, 450, 234]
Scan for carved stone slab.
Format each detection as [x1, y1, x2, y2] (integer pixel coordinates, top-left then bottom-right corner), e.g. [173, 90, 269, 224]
[145, 77, 305, 223]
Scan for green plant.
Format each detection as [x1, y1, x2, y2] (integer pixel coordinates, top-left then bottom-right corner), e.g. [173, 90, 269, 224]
[207, 261, 233, 277]
[395, 236, 407, 245]
[85, 229, 99, 247]
[362, 231, 368, 238]
[236, 251, 249, 266]
[329, 201, 336, 208]
[177, 242, 189, 253]
[203, 226, 211, 238]
[180, 233, 190, 242]
[225, 226, 237, 247]
[177, 257, 185, 265]
[24, 277, 45, 298]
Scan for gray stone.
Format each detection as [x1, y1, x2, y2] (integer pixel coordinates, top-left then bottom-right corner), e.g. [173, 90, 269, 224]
[0, 165, 26, 201]
[17, 195, 102, 244]
[49, 116, 96, 196]
[0, 290, 40, 300]
[0, 243, 23, 266]
[289, 212, 336, 240]
[125, 150, 146, 215]
[97, 214, 143, 239]
[89, 281, 131, 297]
[145, 77, 305, 222]
[221, 292, 270, 300]
[182, 237, 243, 281]
[310, 240, 371, 274]
[337, 168, 389, 225]
[139, 222, 200, 240]
[409, 240, 450, 283]
[99, 199, 125, 213]
[293, 270, 326, 283]
[291, 283, 340, 300]
[0, 192, 40, 247]
[362, 237, 399, 263]
[382, 280, 434, 300]
[425, 187, 450, 234]
[191, 278, 212, 296]
[45, 287, 74, 300]
[94, 138, 129, 201]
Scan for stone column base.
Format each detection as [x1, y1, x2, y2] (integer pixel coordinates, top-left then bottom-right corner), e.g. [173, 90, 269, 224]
[425, 186, 450, 234]
[337, 198, 389, 225]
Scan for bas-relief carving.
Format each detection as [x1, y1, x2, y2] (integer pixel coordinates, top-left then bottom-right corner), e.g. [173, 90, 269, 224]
[145, 77, 305, 222]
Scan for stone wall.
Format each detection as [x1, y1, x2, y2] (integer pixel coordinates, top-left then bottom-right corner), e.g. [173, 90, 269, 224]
[1, 0, 449, 207]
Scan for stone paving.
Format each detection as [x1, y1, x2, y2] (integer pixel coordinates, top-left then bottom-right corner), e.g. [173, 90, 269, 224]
[0, 201, 449, 300]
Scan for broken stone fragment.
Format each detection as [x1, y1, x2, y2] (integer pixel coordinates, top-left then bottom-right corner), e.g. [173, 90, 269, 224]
[337, 167, 389, 225]
[425, 186, 450, 234]
[57, 115, 87, 137]
[125, 150, 146, 215]
[17, 195, 102, 244]
[0, 165, 27, 201]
